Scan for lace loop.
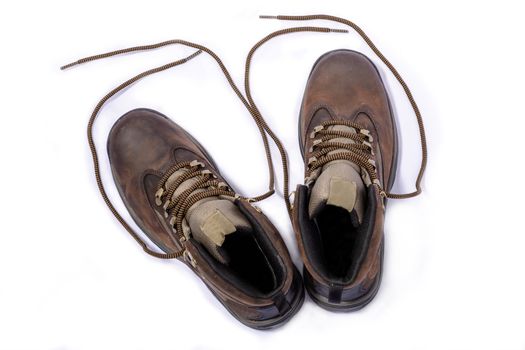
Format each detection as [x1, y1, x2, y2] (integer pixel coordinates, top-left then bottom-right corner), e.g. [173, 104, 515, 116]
[62, 14, 427, 261]
[243, 26, 349, 217]
[63, 50, 204, 259]
[60, 38, 290, 259]
[246, 14, 428, 210]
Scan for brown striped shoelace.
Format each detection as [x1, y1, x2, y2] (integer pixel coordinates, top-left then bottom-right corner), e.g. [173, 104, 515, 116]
[61, 14, 427, 260]
[245, 14, 428, 205]
[60, 28, 345, 259]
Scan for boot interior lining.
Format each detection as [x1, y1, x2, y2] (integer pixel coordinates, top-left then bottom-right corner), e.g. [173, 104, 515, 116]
[297, 185, 377, 283]
[314, 205, 361, 278]
[191, 211, 285, 298]
[221, 230, 277, 294]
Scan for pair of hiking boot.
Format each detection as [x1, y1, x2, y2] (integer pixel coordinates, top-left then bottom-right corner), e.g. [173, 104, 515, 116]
[63, 14, 427, 329]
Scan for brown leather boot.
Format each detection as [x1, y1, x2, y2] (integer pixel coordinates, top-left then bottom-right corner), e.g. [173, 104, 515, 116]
[108, 108, 304, 328]
[241, 14, 426, 312]
[292, 49, 397, 310]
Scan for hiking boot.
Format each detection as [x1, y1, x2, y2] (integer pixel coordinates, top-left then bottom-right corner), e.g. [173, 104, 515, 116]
[292, 49, 398, 310]
[108, 108, 304, 328]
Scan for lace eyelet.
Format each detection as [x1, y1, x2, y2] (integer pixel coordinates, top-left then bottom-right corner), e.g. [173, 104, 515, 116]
[309, 140, 321, 153]
[363, 140, 374, 154]
[189, 160, 204, 168]
[183, 250, 197, 268]
[155, 188, 164, 206]
[360, 129, 374, 142]
[310, 125, 324, 139]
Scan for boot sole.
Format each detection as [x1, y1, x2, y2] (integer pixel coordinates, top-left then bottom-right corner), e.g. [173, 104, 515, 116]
[206, 267, 305, 330]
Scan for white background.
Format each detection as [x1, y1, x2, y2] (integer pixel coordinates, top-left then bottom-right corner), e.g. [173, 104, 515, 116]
[1, 0, 524, 349]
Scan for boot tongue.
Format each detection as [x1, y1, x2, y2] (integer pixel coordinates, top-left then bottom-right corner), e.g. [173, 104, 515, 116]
[186, 199, 251, 264]
[164, 168, 251, 264]
[308, 125, 366, 226]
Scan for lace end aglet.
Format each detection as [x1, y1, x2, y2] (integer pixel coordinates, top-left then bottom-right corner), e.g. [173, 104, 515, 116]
[60, 61, 78, 70]
[259, 15, 279, 19]
[330, 28, 348, 33]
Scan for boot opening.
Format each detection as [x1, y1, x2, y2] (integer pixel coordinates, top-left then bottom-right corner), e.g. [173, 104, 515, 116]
[296, 185, 377, 283]
[314, 205, 360, 278]
[221, 229, 277, 294]
[190, 210, 286, 298]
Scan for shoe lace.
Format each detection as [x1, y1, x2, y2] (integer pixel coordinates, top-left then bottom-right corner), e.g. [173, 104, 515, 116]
[61, 14, 428, 260]
[306, 120, 381, 192]
[61, 32, 346, 260]
[153, 160, 236, 243]
[244, 14, 428, 213]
